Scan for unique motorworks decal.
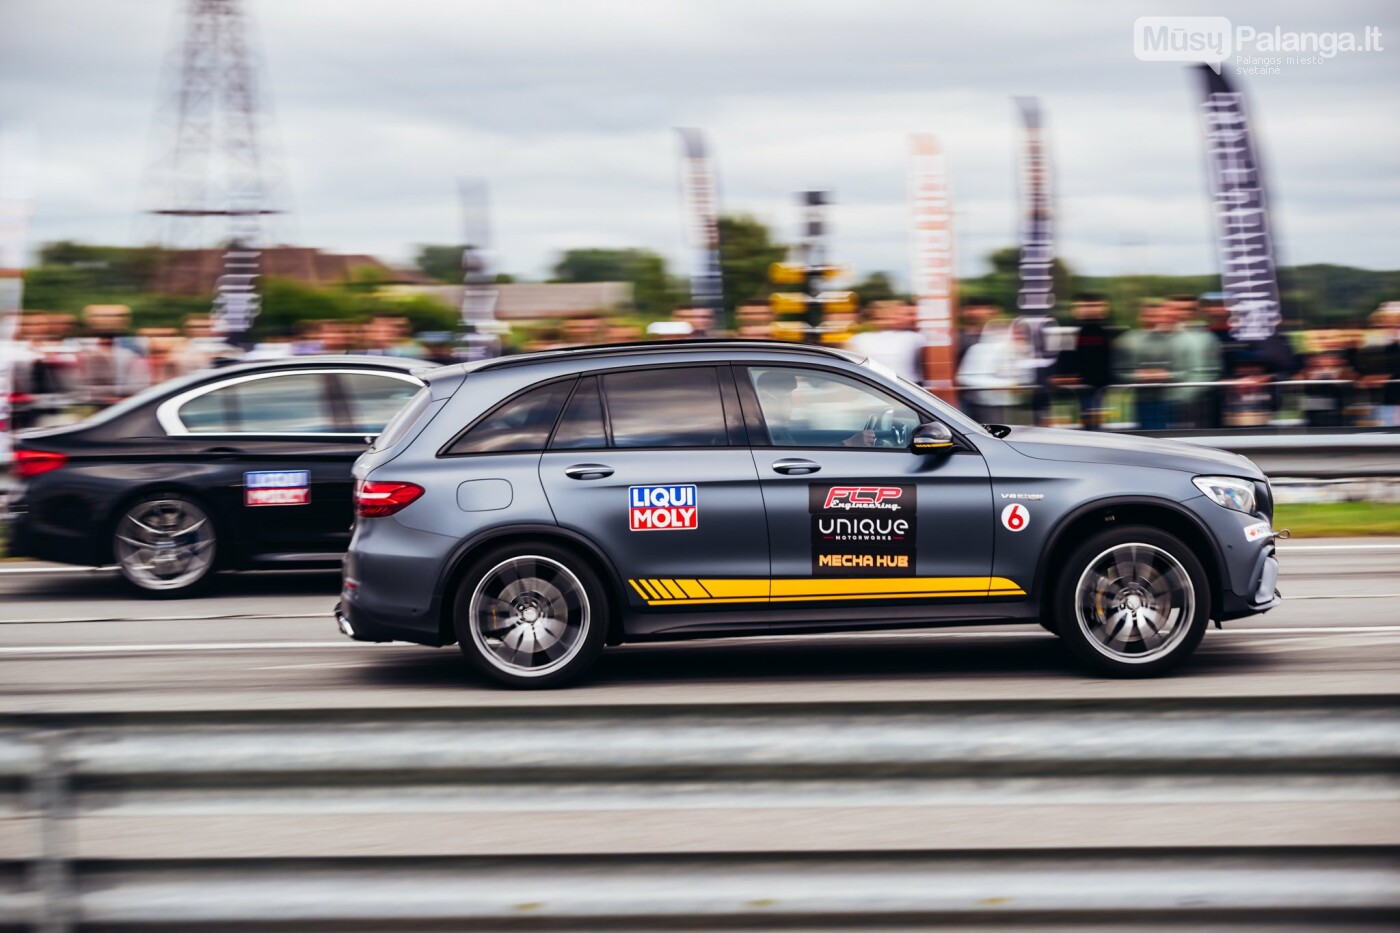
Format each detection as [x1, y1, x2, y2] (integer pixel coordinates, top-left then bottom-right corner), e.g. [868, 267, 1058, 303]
[244, 470, 310, 507]
[810, 483, 915, 575]
[628, 484, 698, 531]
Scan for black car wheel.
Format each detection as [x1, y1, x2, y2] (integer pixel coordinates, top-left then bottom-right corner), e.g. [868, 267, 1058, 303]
[113, 493, 219, 597]
[453, 544, 608, 688]
[1054, 525, 1210, 677]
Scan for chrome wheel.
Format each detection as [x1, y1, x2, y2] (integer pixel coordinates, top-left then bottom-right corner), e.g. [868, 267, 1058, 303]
[114, 497, 216, 592]
[468, 555, 590, 678]
[1074, 542, 1195, 665]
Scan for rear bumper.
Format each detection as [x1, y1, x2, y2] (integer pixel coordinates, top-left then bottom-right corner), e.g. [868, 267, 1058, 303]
[335, 596, 444, 647]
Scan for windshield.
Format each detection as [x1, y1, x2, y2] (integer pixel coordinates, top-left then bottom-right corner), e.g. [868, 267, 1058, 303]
[857, 356, 990, 437]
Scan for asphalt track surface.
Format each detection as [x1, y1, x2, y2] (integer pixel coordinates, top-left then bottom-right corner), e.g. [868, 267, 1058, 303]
[2, 539, 1397, 712]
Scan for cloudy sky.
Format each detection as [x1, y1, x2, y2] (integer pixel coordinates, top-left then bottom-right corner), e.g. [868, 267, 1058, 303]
[2, 0, 1397, 286]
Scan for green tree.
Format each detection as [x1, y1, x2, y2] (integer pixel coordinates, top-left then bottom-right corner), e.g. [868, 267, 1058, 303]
[414, 244, 467, 284]
[854, 271, 900, 306]
[717, 214, 787, 328]
[550, 247, 682, 318]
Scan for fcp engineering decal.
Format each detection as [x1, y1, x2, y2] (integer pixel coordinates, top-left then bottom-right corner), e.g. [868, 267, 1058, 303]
[809, 484, 915, 575]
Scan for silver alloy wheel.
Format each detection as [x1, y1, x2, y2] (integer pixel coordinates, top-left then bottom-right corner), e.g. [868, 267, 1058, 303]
[1074, 542, 1196, 664]
[114, 497, 216, 592]
[468, 555, 590, 678]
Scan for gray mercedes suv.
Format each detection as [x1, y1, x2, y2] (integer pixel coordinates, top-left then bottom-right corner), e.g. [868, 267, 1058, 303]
[337, 340, 1281, 687]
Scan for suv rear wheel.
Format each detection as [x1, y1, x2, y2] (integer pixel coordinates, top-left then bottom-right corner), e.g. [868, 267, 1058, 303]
[453, 544, 608, 688]
[1054, 525, 1210, 677]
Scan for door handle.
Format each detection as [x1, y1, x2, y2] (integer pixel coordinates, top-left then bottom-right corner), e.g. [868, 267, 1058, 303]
[564, 463, 614, 480]
[772, 458, 821, 475]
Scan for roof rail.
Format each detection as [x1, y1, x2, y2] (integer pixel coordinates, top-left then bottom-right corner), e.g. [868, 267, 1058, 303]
[470, 338, 857, 373]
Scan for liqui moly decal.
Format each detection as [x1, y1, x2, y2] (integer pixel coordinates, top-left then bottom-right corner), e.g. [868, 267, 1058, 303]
[245, 470, 310, 507]
[629, 484, 699, 531]
[676, 128, 724, 315]
[1198, 65, 1283, 341]
[1014, 97, 1055, 313]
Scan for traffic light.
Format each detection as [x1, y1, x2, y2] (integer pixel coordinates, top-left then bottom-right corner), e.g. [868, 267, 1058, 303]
[767, 262, 806, 286]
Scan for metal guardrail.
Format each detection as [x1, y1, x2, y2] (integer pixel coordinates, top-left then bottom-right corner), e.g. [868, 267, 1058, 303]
[2, 697, 1398, 928]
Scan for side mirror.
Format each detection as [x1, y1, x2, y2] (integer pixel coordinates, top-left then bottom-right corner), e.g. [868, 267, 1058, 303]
[911, 421, 954, 454]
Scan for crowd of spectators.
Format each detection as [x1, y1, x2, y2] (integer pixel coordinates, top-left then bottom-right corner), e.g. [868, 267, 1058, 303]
[6, 295, 1400, 433]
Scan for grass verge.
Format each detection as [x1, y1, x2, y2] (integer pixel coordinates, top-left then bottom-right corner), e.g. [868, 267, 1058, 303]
[1273, 501, 1400, 537]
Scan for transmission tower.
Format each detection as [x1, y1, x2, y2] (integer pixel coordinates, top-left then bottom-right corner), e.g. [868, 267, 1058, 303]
[145, 0, 281, 340]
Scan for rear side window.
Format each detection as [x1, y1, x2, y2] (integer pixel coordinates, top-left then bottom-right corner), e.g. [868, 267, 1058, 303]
[551, 377, 607, 450]
[339, 373, 422, 434]
[445, 380, 572, 455]
[176, 373, 336, 433]
[370, 387, 431, 451]
[603, 367, 727, 448]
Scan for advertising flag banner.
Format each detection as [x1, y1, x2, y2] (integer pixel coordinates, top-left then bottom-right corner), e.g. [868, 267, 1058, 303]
[909, 133, 957, 399]
[1197, 65, 1283, 341]
[0, 125, 34, 466]
[1014, 97, 1055, 314]
[676, 128, 724, 317]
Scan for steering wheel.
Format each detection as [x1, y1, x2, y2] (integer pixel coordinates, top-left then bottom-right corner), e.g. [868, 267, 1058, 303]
[863, 408, 899, 447]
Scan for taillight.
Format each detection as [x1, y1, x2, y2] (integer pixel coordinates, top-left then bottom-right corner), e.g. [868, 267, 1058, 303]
[354, 479, 424, 518]
[15, 449, 68, 479]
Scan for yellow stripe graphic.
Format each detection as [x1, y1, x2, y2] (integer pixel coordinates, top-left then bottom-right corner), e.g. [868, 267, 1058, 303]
[626, 576, 1024, 606]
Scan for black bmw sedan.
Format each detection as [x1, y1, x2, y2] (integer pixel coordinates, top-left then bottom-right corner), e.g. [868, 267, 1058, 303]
[6, 356, 426, 595]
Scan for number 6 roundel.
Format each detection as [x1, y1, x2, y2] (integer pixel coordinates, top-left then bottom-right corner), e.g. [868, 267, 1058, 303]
[1001, 503, 1029, 532]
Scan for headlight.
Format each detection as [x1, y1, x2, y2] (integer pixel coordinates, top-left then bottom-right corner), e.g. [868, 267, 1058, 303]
[1193, 475, 1257, 514]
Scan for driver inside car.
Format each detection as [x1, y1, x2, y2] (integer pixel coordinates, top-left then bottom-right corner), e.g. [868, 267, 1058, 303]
[755, 369, 880, 447]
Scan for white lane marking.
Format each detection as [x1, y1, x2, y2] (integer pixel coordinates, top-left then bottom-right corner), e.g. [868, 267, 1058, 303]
[0, 565, 118, 575]
[1279, 544, 1400, 551]
[1284, 593, 1400, 600]
[0, 612, 330, 625]
[4, 627, 1400, 656]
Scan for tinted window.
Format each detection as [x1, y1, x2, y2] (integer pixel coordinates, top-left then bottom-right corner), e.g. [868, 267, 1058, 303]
[178, 373, 336, 433]
[340, 372, 422, 433]
[551, 377, 607, 450]
[603, 367, 727, 448]
[370, 387, 431, 451]
[749, 366, 920, 448]
[446, 380, 571, 454]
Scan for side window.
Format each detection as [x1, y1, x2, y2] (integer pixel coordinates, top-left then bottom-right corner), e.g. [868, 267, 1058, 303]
[339, 373, 423, 433]
[178, 373, 336, 433]
[445, 380, 571, 455]
[748, 366, 921, 448]
[551, 377, 607, 450]
[602, 367, 727, 448]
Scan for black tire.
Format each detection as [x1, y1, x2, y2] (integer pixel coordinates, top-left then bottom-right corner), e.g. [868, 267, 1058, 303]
[1054, 525, 1211, 678]
[453, 543, 608, 688]
[112, 492, 219, 598]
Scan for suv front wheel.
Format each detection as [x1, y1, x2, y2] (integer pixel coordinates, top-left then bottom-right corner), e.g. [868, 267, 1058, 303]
[1054, 525, 1211, 677]
[453, 544, 609, 688]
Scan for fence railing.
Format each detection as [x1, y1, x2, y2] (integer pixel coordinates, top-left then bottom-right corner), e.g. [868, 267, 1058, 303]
[3, 696, 1398, 928]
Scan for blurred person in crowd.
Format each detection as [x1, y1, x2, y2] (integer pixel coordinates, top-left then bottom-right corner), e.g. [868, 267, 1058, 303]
[672, 306, 715, 338]
[168, 314, 239, 374]
[1163, 294, 1220, 428]
[1356, 307, 1400, 426]
[1298, 333, 1357, 428]
[79, 331, 149, 408]
[560, 314, 607, 347]
[1222, 350, 1278, 428]
[958, 317, 1030, 426]
[1050, 293, 1116, 429]
[845, 302, 927, 384]
[291, 320, 326, 355]
[605, 323, 644, 343]
[736, 303, 772, 340]
[1114, 300, 1178, 430]
[137, 327, 185, 384]
[362, 315, 422, 358]
[957, 297, 1000, 366]
[1010, 313, 1060, 426]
